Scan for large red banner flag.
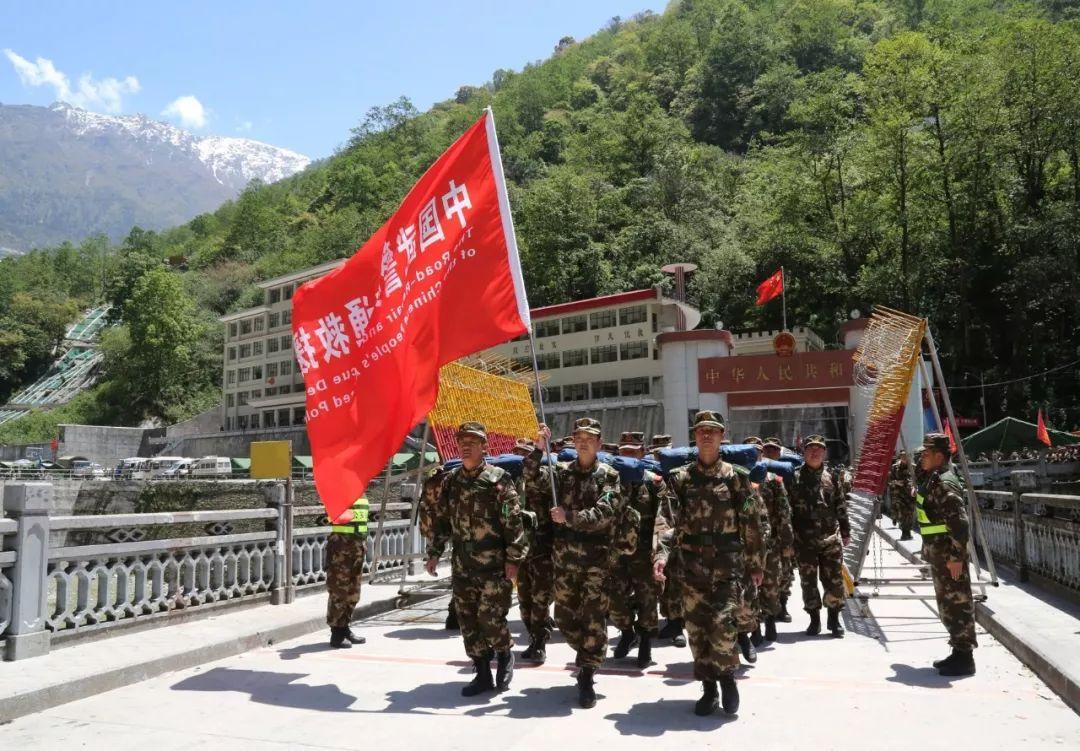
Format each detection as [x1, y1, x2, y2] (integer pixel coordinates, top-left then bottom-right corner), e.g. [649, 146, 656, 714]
[291, 109, 531, 520]
[756, 268, 784, 305]
[1037, 409, 1052, 447]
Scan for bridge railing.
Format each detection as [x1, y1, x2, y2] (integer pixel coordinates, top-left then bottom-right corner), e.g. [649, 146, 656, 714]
[0, 480, 423, 661]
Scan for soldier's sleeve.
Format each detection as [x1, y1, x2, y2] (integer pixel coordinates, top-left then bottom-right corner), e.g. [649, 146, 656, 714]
[834, 474, 851, 538]
[654, 473, 683, 565]
[939, 478, 971, 562]
[570, 466, 623, 532]
[426, 474, 452, 559]
[497, 475, 528, 564]
[774, 477, 795, 550]
[737, 473, 765, 576]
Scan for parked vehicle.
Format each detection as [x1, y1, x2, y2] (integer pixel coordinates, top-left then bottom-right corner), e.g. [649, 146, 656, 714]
[160, 459, 193, 479]
[148, 456, 188, 479]
[116, 457, 150, 480]
[191, 456, 233, 478]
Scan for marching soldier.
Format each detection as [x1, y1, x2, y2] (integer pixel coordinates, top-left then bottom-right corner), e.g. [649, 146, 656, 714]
[790, 435, 850, 638]
[734, 437, 771, 663]
[610, 431, 671, 669]
[745, 437, 794, 643]
[762, 437, 794, 622]
[425, 422, 527, 696]
[326, 496, 370, 648]
[917, 433, 978, 676]
[652, 411, 765, 717]
[513, 439, 556, 663]
[525, 418, 623, 709]
[889, 451, 916, 541]
[651, 434, 688, 647]
[420, 464, 458, 630]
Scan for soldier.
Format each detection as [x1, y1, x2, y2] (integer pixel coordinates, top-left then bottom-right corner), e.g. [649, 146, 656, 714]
[653, 411, 765, 717]
[790, 435, 850, 638]
[610, 431, 671, 669]
[513, 439, 556, 664]
[734, 437, 771, 663]
[889, 451, 916, 541]
[425, 422, 527, 696]
[650, 434, 688, 647]
[917, 433, 977, 676]
[762, 437, 794, 622]
[745, 437, 794, 643]
[420, 464, 458, 630]
[524, 418, 623, 709]
[326, 496, 370, 648]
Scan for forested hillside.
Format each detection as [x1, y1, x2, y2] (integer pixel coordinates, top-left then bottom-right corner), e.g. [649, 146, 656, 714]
[2, 0, 1079, 442]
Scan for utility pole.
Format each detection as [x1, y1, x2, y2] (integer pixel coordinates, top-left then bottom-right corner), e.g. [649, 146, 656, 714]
[980, 372, 988, 428]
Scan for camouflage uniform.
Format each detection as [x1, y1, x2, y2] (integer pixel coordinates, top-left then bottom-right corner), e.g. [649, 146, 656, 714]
[656, 458, 765, 681]
[523, 441, 622, 670]
[610, 471, 670, 637]
[516, 462, 555, 644]
[326, 533, 367, 628]
[420, 466, 457, 628]
[790, 460, 849, 613]
[735, 488, 770, 634]
[889, 457, 916, 537]
[757, 472, 794, 619]
[427, 461, 527, 661]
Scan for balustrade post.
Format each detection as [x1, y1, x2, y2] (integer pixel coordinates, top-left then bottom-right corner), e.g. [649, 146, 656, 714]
[1010, 470, 1035, 583]
[3, 482, 52, 660]
[266, 482, 294, 605]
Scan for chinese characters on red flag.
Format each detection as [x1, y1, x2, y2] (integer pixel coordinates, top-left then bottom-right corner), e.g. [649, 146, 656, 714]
[755, 268, 784, 305]
[291, 110, 530, 520]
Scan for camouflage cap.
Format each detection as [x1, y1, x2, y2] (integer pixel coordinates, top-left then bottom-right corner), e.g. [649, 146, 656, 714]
[601, 442, 618, 453]
[618, 431, 645, 449]
[650, 434, 673, 449]
[922, 432, 952, 454]
[743, 436, 764, 447]
[512, 438, 535, 456]
[763, 436, 783, 449]
[803, 434, 828, 450]
[572, 417, 602, 436]
[455, 422, 487, 441]
[692, 410, 725, 430]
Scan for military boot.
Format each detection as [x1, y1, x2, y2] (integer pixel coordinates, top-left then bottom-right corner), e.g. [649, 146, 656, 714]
[827, 607, 845, 637]
[719, 674, 740, 715]
[806, 609, 821, 636]
[750, 623, 764, 647]
[764, 616, 778, 642]
[737, 632, 757, 663]
[694, 680, 719, 716]
[613, 629, 638, 659]
[577, 667, 597, 708]
[936, 649, 976, 677]
[900, 529, 913, 541]
[636, 633, 652, 669]
[461, 657, 495, 696]
[495, 650, 515, 691]
[658, 618, 681, 639]
[521, 633, 547, 663]
[777, 596, 792, 623]
[329, 627, 355, 649]
[445, 604, 459, 631]
[669, 618, 687, 647]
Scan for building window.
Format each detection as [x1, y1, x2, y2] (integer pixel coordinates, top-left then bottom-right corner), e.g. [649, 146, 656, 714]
[267, 362, 278, 378]
[564, 383, 589, 402]
[622, 377, 650, 396]
[620, 341, 649, 360]
[268, 288, 281, 305]
[229, 322, 238, 338]
[278, 408, 291, 427]
[264, 411, 276, 427]
[562, 314, 587, 334]
[619, 305, 647, 326]
[228, 347, 236, 361]
[546, 385, 562, 404]
[589, 310, 616, 329]
[535, 320, 560, 338]
[252, 365, 263, 380]
[513, 356, 532, 370]
[265, 387, 278, 396]
[226, 393, 235, 407]
[293, 407, 306, 424]
[280, 335, 291, 350]
[280, 360, 293, 375]
[254, 317, 265, 332]
[239, 343, 252, 359]
[227, 370, 236, 385]
[238, 368, 251, 383]
[269, 313, 280, 329]
[251, 389, 262, 399]
[268, 337, 279, 353]
[225, 417, 233, 430]
[250, 414, 260, 429]
[536, 352, 560, 371]
[590, 344, 617, 364]
[240, 319, 252, 335]
[652, 313, 658, 333]
[282, 309, 292, 325]
[238, 415, 248, 430]
[592, 380, 618, 399]
[562, 348, 588, 368]
[238, 391, 249, 406]
[253, 340, 263, 356]
[284, 284, 294, 300]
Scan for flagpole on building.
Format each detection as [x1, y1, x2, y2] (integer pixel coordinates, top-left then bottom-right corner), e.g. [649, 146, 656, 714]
[781, 266, 787, 332]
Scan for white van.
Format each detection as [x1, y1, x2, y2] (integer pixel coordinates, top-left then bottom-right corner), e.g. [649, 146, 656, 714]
[148, 456, 187, 479]
[118, 457, 149, 479]
[192, 456, 233, 478]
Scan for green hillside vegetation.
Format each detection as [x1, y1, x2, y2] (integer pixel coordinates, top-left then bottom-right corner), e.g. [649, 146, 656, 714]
[2, 0, 1079, 443]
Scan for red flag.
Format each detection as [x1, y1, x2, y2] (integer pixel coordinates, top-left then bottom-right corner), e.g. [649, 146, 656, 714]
[292, 110, 530, 520]
[756, 269, 784, 305]
[1037, 409, 1052, 447]
[944, 421, 958, 454]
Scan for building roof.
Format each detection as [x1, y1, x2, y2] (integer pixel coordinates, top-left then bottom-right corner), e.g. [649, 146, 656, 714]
[531, 289, 657, 318]
[219, 306, 269, 323]
[255, 259, 345, 290]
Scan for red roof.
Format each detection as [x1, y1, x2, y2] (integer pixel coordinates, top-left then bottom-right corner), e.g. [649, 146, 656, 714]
[531, 289, 656, 319]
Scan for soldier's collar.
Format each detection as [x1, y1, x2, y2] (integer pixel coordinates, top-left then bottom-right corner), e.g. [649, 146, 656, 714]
[572, 458, 599, 475]
[459, 462, 487, 479]
[695, 459, 725, 477]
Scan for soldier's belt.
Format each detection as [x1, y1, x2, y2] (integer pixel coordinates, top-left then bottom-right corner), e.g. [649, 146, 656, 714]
[679, 533, 743, 552]
[456, 538, 503, 554]
[554, 528, 609, 544]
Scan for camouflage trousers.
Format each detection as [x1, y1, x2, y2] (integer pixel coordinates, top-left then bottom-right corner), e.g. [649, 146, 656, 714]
[554, 563, 610, 669]
[796, 534, 846, 611]
[780, 553, 794, 597]
[517, 550, 554, 640]
[659, 550, 684, 621]
[735, 572, 760, 632]
[924, 537, 978, 651]
[326, 533, 366, 628]
[609, 551, 660, 634]
[757, 546, 788, 618]
[452, 571, 513, 659]
[681, 561, 741, 679]
[891, 487, 915, 534]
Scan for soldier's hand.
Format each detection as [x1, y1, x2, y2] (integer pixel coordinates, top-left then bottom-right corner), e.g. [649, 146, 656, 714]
[653, 559, 666, 582]
[751, 571, 764, 587]
[783, 546, 795, 558]
[550, 506, 567, 525]
[424, 557, 439, 577]
[842, 535, 851, 547]
[537, 424, 551, 452]
[946, 560, 963, 580]
[504, 562, 519, 582]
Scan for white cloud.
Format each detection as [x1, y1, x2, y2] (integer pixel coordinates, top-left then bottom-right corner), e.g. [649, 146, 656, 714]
[162, 95, 207, 129]
[236, 120, 253, 133]
[3, 48, 139, 113]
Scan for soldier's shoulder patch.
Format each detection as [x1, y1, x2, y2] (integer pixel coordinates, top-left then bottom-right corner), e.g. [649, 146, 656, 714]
[730, 463, 751, 478]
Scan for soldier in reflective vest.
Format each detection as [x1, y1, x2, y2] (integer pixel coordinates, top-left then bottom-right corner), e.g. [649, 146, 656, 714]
[917, 432, 978, 676]
[327, 496, 370, 648]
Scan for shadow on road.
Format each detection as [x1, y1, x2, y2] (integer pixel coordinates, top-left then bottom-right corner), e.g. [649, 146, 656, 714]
[463, 686, 577, 719]
[886, 663, 964, 688]
[171, 667, 359, 712]
[605, 699, 735, 736]
[276, 642, 338, 661]
[382, 627, 461, 641]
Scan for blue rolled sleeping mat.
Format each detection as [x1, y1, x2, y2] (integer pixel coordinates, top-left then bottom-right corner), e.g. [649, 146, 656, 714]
[442, 453, 524, 479]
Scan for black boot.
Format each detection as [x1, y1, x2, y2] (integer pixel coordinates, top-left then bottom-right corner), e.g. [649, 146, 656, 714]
[670, 618, 687, 647]
[495, 650, 515, 690]
[737, 632, 757, 663]
[461, 657, 495, 696]
[719, 674, 740, 715]
[694, 680, 719, 716]
[777, 596, 792, 623]
[764, 616, 778, 642]
[521, 633, 547, 663]
[636, 633, 652, 669]
[750, 623, 764, 647]
[445, 605, 459, 631]
[521, 638, 539, 661]
[329, 626, 353, 649]
[658, 618, 681, 639]
[613, 629, 638, 659]
[900, 529, 913, 541]
[827, 607, 845, 637]
[806, 610, 821, 636]
[937, 649, 976, 676]
[576, 667, 597, 708]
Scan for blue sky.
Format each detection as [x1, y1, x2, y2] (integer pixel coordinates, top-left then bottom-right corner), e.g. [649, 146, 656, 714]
[2, 1, 664, 159]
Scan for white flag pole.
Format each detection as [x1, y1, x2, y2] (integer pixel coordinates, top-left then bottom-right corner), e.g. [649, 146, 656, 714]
[781, 266, 788, 332]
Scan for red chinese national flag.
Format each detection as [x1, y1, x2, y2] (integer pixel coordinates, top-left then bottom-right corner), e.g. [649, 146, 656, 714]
[756, 269, 784, 305]
[292, 110, 531, 521]
[1037, 409, 1052, 447]
[943, 420, 958, 455]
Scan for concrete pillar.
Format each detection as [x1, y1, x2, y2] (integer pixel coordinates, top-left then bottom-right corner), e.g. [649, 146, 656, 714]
[3, 482, 52, 660]
[658, 331, 732, 447]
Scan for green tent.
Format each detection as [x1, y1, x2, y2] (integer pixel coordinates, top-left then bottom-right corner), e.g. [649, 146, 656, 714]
[293, 455, 313, 469]
[961, 417, 1080, 456]
[230, 457, 252, 471]
[391, 451, 440, 472]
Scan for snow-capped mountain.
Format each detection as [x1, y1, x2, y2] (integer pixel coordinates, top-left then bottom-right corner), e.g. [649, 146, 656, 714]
[0, 102, 310, 251]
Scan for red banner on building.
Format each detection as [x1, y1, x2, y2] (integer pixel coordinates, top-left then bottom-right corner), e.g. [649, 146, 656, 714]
[291, 110, 530, 520]
[698, 350, 855, 394]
